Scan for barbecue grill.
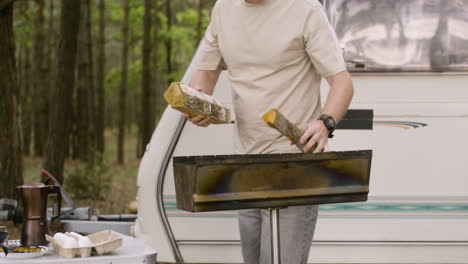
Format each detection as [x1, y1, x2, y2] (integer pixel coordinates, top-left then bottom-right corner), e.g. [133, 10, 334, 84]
[173, 150, 372, 264]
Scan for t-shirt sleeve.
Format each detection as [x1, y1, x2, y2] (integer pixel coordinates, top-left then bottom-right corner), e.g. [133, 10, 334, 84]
[304, 6, 346, 77]
[198, 3, 227, 71]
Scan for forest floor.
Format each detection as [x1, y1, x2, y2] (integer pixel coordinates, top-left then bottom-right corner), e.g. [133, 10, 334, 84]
[2, 128, 142, 240]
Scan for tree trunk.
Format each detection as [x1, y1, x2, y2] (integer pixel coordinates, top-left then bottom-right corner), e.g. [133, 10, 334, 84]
[70, 98, 79, 160]
[32, 0, 47, 157]
[75, 0, 95, 164]
[117, 0, 130, 164]
[42, 0, 81, 184]
[21, 44, 32, 156]
[96, 0, 106, 155]
[0, 1, 23, 198]
[165, 0, 173, 84]
[46, 0, 55, 92]
[196, 0, 203, 47]
[76, 0, 91, 162]
[15, 0, 32, 158]
[85, 0, 95, 164]
[138, 0, 154, 158]
[46, 0, 56, 145]
[152, 0, 165, 122]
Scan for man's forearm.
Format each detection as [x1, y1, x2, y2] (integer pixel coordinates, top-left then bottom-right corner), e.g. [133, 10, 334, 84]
[189, 69, 222, 95]
[322, 70, 354, 123]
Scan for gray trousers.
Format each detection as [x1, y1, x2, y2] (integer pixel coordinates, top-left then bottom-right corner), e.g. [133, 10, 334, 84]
[239, 205, 319, 264]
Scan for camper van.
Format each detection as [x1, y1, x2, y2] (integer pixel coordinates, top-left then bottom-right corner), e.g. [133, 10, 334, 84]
[135, 0, 468, 263]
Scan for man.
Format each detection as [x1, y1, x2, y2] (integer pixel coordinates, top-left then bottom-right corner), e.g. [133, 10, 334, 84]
[185, 0, 354, 263]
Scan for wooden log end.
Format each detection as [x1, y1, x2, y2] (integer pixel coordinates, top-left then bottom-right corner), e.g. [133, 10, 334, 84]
[262, 109, 278, 127]
[164, 82, 185, 108]
[163, 82, 231, 123]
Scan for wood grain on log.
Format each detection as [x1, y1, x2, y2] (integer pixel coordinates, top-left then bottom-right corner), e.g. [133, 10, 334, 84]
[164, 82, 231, 124]
[262, 109, 316, 153]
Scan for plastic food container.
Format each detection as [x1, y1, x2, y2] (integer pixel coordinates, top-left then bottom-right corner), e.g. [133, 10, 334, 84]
[46, 230, 123, 258]
[87, 230, 123, 255]
[46, 234, 88, 258]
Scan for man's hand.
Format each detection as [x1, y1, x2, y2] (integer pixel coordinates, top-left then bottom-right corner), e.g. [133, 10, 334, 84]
[181, 85, 212, 127]
[298, 70, 353, 153]
[300, 120, 329, 153]
[182, 69, 222, 127]
[182, 113, 214, 127]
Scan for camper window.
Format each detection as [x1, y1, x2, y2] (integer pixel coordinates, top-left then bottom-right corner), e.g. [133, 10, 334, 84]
[324, 0, 468, 72]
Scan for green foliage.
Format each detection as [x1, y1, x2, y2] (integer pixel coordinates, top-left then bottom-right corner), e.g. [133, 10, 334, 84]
[65, 161, 111, 200]
[107, 0, 125, 41]
[128, 59, 143, 90]
[105, 59, 142, 96]
[156, 7, 211, 81]
[104, 0, 212, 97]
[13, 2, 36, 48]
[11, 0, 217, 214]
[129, 0, 144, 39]
[108, 0, 124, 22]
[170, 8, 198, 79]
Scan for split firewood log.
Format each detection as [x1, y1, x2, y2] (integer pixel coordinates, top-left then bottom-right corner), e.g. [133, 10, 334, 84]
[164, 82, 231, 124]
[262, 109, 316, 153]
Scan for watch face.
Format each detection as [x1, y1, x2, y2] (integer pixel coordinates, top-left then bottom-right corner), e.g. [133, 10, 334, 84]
[326, 117, 335, 129]
[320, 115, 335, 130]
[319, 114, 335, 138]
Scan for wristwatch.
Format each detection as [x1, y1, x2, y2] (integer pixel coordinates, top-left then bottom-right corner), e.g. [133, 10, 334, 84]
[318, 114, 336, 138]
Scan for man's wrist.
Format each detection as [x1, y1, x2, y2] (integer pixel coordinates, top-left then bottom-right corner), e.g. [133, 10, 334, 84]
[318, 114, 336, 138]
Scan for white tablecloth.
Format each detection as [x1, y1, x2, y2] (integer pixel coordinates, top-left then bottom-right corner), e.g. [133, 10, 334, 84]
[0, 236, 157, 264]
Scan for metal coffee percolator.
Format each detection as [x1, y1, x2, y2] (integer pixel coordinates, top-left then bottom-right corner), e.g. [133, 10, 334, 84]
[16, 183, 61, 247]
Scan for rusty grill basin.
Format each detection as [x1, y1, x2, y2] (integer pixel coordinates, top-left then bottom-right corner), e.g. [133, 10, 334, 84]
[173, 150, 372, 212]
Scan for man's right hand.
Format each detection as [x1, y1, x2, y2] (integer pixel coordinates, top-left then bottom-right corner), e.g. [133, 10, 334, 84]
[182, 113, 214, 127]
[183, 69, 222, 127]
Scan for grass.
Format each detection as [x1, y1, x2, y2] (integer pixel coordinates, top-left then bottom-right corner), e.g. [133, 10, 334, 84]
[1, 127, 142, 240]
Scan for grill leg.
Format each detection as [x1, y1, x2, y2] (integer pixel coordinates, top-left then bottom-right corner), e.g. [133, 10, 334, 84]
[269, 208, 281, 264]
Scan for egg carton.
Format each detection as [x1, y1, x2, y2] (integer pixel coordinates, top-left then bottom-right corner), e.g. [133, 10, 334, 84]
[46, 230, 123, 258]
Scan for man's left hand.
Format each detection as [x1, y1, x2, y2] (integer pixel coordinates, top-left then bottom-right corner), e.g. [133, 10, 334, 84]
[300, 120, 328, 153]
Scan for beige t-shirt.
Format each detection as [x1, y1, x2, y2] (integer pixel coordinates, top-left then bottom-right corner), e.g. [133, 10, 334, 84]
[198, 0, 346, 154]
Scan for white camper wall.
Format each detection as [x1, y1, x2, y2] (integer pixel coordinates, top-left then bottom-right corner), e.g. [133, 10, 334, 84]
[137, 71, 468, 263]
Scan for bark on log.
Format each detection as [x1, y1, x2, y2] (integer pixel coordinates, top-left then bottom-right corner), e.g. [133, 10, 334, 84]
[262, 109, 316, 153]
[164, 82, 231, 124]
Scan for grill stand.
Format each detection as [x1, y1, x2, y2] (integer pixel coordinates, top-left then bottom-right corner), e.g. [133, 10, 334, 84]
[173, 150, 372, 264]
[270, 208, 281, 264]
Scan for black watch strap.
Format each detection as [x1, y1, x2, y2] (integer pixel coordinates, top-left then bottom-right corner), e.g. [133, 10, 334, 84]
[318, 114, 336, 138]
